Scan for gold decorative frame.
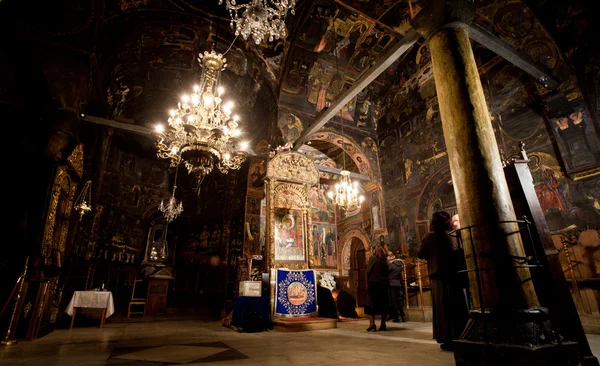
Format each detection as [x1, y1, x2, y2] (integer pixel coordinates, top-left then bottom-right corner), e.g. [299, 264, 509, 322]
[265, 151, 319, 270]
[42, 166, 76, 267]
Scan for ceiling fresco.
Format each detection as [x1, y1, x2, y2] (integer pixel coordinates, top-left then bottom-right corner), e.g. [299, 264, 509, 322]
[5, 0, 592, 172]
[96, 10, 282, 144]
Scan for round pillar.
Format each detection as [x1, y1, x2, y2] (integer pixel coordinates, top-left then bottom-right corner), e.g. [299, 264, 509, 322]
[428, 25, 539, 311]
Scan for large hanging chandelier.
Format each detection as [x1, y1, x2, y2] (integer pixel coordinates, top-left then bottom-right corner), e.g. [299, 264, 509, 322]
[327, 170, 364, 210]
[219, 0, 296, 45]
[159, 166, 183, 223]
[155, 50, 248, 181]
[325, 117, 365, 210]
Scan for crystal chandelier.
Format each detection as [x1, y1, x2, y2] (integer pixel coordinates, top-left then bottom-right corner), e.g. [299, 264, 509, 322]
[219, 0, 296, 45]
[327, 170, 364, 210]
[325, 39, 364, 210]
[155, 50, 248, 181]
[326, 105, 364, 208]
[74, 180, 92, 220]
[159, 167, 184, 223]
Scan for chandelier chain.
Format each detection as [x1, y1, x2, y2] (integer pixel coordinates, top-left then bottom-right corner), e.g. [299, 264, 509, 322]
[326, 27, 364, 211]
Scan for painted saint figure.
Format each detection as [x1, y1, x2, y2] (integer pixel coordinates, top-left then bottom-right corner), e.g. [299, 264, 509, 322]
[325, 228, 336, 267]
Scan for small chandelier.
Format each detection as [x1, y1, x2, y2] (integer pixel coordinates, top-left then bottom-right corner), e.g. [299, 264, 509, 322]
[159, 194, 183, 223]
[327, 170, 364, 210]
[74, 180, 92, 220]
[155, 50, 249, 181]
[219, 0, 296, 45]
[159, 167, 184, 223]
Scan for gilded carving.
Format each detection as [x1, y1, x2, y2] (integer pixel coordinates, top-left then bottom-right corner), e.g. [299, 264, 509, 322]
[266, 151, 320, 186]
[67, 144, 84, 179]
[265, 151, 319, 270]
[42, 166, 77, 266]
[271, 183, 309, 209]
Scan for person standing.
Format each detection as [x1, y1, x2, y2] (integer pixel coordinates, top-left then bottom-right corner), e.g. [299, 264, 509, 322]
[418, 211, 469, 351]
[365, 245, 390, 332]
[388, 252, 406, 323]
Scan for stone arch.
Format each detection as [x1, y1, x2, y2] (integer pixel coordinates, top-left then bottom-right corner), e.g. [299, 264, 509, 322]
[337, 227, 371, 305]
[337, 227, 371, 275]
[307, 131, 377, 183]
[413, 164, 456, 243]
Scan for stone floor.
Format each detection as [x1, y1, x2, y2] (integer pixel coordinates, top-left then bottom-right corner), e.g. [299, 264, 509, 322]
[1, 317, 600, 365]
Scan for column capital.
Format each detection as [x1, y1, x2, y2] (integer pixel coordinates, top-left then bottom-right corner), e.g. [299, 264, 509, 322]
[411, 0, 476, 42]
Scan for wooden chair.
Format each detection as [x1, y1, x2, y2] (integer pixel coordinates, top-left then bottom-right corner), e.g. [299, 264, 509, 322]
[127, 278, 146, 318]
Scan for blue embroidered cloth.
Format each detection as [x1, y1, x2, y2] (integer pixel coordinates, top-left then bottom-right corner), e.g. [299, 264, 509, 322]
[275, 269, 317, 316]
[231, 296, 272, 332]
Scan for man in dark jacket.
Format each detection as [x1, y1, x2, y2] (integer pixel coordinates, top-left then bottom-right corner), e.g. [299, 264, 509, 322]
[388, 252, 406, 322]
[317, 285, 338, 319]
[332, 287, 358, 318]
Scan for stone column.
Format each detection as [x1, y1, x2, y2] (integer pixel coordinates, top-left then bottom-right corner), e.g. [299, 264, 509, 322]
[412, 0, 573, 364]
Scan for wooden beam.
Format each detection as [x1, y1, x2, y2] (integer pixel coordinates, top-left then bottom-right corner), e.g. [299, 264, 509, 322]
[80, 115, 369, 180]
[316, 165, 370, 182]
[468, 22, 559, 88]
[81, 114, 154, 136]
[292, 29, 421, 150]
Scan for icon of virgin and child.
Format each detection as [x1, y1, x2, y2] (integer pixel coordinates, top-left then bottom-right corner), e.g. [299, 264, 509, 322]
[274, 210, 305, 261]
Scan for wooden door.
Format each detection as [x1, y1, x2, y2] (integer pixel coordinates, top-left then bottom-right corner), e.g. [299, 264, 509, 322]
[350, 240, 367, 307]
[146, 279, 169, 316]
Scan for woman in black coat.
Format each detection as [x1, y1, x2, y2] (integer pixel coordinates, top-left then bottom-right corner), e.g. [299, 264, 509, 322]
[364, 244, 390, 331]
[418, 211, 469, 351]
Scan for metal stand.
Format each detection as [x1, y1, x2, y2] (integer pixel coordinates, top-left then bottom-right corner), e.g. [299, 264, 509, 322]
[1, 257, 29, 346]
[451, 220, 580, 365]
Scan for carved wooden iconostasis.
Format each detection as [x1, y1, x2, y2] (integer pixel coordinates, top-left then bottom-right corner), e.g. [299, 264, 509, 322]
[265, 151, 320, 271]
[34, 144, 85, 338]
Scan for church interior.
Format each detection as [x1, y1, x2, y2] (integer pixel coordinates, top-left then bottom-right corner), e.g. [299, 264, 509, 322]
[1, 0, 599, 364]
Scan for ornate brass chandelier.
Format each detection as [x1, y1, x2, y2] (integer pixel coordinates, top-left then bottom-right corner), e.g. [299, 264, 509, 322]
[327, 170, 364, 210]
[325, 38, 364, 211]
[219, 0, 296, 45]
[326, 113, 364, 209]
[159, 166, 183, 223]
[155, 50, 248, 181]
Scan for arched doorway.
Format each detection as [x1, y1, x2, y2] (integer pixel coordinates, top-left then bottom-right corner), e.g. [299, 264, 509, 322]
[414, 164, 457, 244]
[349, 238, 367, 306]
[338, 228, 371, 307]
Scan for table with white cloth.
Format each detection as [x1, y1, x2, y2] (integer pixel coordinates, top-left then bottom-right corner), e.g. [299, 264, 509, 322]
[65, 291, 114, 330]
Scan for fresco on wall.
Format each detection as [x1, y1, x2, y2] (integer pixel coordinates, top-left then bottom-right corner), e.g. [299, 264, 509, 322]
[312, 223, 337, 269]
[310, 184, 336, 224]
[245, 214, 263, 255]
[529, 151, 600, 232]
[278, 111, 305, 143]
[385, 205, 413, 256]
[546, 97, 600, 174]
[247, 196, 261, 216]
[248, 158, 266, 190]
[311, 131, 373, 178]
[370, 190, 383, 231]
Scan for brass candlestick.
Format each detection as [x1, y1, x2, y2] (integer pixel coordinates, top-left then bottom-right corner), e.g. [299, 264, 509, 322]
[561, 236, 585, 313]
[2, 257, 29, 346]
[402, 258, 409, 309]
[415, 259, 424, 308]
